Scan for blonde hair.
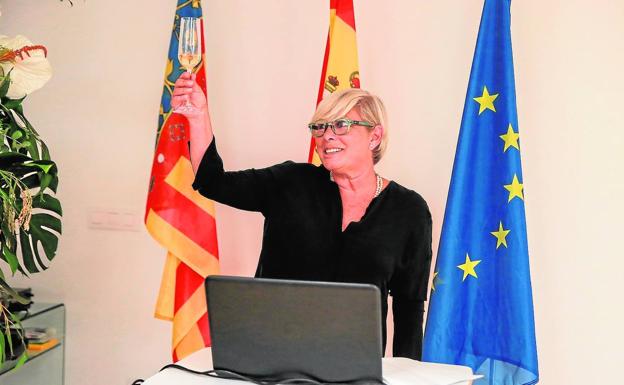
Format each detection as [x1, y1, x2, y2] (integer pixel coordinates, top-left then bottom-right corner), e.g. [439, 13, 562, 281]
[311, 88, 388, 164]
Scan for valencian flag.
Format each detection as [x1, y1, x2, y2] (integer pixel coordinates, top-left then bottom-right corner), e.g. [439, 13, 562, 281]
[422, 1, 539, 384]
[308, 0, 361, 164]
[145, 0, 219, 362]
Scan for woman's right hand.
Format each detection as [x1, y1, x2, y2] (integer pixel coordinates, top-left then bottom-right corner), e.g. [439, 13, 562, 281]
[171, 72, 208, 117]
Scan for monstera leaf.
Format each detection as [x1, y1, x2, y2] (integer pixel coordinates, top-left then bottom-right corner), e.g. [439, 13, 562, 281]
[19, 193, 62, 274]
[0, 152, 61, 278]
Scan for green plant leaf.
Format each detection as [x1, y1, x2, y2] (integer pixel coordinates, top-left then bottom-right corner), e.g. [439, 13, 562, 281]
[2, 96, 26, 111]
[0, 330, 5, 364]
[26, 139, 39, 160]
[0, 76, 10, 99]
[0, 221, 14, 254]
[11, 110, 41, 143]
[39, 173, 53, 193]
[19, 194, 62, 273]
[2, 244, 19, 274]
[5, 331, 12, 358]
[24, 160, 55, 174]
[0, 152, 31, 169]
[17, 141, 31, 151]
[0, 89, 63, 338]
[10, 130, 23, 140]
[49, 174, 59, 193]
[0, 278, 29, 304]
[0, 244, 24, 274]
[0, 153, 58, 196]
[41, 142, 51, 160]
[13, 351, 28, 369]
[34, 194, 62, 215]
[0, 108, 44, 162]
[20, 213, 62, 272]
[20, 172, 59, 194]
[9, 311, 23, 326]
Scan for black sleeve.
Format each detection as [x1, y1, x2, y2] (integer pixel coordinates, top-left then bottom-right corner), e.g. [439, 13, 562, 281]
[389, 199, 433, 359]
[191, 138, 294, 215]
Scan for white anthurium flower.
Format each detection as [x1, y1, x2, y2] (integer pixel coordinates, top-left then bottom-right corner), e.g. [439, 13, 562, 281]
[0, 35, 52, 99]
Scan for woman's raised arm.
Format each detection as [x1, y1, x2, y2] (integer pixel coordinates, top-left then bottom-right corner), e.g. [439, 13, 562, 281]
[171, 71, 213, 174]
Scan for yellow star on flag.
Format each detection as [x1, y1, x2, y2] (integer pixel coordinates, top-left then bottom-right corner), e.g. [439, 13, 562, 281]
[473, 86, 499, 115]
[500, 124, 520, 152]
[457, 253, 481, 281]
[432, 271, 440, 291]
[490, 221, 511, 249]
[504, 174, 524, 202]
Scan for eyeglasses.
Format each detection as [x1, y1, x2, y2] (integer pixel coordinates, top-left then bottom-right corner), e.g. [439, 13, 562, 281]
[308, 118, 374, 137]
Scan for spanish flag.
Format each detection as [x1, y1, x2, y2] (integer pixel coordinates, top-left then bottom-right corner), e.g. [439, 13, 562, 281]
[308, 0, 361, 164]
[145, 0, 219, 362]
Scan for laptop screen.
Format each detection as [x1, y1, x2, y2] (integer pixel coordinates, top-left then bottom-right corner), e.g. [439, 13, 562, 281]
[205, 276, 383, 384]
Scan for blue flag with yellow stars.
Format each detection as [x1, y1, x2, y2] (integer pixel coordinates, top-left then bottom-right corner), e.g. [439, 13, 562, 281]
[422, 1, 539, 384]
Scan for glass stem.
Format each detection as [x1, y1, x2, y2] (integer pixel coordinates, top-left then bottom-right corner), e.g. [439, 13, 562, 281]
[185, 68, 193, 107]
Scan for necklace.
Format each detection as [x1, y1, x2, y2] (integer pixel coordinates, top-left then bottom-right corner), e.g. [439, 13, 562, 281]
[374, 174, 383, 198]
[330, 172, 383, 198]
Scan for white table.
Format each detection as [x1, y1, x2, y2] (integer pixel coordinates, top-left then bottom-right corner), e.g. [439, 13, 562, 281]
[143, 348, 480, 385]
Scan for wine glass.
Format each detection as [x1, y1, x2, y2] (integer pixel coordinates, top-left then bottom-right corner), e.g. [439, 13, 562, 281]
[175, 17, 202, 113]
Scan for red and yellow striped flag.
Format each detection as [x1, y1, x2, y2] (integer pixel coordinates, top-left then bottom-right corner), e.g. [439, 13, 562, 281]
[308, 0, 361, 164]
[145, 0, 219, 362]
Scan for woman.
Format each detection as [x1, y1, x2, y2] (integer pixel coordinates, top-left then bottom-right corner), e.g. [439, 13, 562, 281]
[173, 73, 432, 359]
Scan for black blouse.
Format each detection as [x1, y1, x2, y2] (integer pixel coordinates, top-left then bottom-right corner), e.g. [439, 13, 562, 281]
[192, 139, 432, 359]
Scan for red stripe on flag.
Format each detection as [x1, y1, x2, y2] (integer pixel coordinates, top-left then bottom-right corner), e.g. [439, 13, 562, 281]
[149, 182, 219, 257]
[334, 0, 356, 30]
[308, 32, 331, 164]
[174, 261, 205, 313]
[316, 32, 331, 106]
[197, 311, 211, 346]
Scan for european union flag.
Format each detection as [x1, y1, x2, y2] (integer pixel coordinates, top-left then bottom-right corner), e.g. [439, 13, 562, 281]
[422, 1, 539, 384]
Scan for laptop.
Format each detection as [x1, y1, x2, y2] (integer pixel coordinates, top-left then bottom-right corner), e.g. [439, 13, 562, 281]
[205, 275, 383, 384]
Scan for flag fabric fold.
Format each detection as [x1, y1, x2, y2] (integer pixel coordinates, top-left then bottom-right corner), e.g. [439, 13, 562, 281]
[145, 0, 219, 362]
[423, 1, 539, 384]
[308, 0, 360, 165]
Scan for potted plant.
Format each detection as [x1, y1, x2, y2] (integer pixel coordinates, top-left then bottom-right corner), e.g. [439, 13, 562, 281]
[0, 35, 62, 366]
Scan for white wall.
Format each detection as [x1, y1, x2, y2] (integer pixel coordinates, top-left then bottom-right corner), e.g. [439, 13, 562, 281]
[1, 0, 623, 384]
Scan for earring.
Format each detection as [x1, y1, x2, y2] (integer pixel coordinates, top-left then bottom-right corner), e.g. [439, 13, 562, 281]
[369, 143, 375, 150]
